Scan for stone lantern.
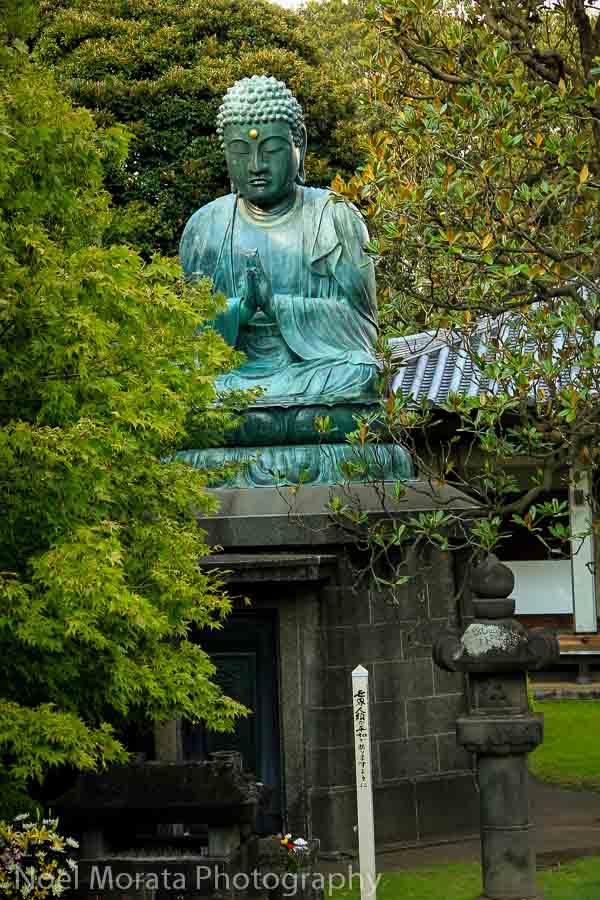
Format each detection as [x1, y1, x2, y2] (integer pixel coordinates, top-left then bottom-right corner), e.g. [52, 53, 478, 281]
[433, 556, 559, 900]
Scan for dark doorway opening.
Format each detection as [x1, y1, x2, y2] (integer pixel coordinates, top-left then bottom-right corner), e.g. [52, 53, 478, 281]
[184, 612, 282, 833]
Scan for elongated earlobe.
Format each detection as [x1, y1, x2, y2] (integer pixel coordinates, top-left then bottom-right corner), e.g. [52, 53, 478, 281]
[296, 124, 307, 185]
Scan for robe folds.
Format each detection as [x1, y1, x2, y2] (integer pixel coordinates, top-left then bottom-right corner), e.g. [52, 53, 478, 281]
[179, 186, 380, 407]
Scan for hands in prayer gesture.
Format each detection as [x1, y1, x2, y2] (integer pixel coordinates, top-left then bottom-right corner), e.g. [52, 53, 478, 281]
[240, 249, 274, 324]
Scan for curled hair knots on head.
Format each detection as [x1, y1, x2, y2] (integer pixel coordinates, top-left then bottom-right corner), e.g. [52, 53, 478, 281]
[217, 75, 305, 147]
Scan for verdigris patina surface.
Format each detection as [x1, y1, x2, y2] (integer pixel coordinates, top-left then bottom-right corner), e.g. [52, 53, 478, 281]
[178, 75, 412, 486]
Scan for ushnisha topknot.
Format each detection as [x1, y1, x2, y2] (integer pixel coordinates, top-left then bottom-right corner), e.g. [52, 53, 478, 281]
[217, 75, 305, 147]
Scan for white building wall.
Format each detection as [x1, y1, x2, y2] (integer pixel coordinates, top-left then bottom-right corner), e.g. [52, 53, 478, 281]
[509, 560, 573, 615]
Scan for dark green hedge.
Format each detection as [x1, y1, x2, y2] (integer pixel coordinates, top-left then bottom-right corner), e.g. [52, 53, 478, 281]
[36, 0, 363, 256]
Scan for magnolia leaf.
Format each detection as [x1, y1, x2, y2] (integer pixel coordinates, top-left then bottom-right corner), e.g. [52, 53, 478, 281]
[496, 191, 512, 213]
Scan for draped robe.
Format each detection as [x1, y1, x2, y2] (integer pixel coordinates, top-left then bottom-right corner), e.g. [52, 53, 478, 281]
[179, 187, 380, 408]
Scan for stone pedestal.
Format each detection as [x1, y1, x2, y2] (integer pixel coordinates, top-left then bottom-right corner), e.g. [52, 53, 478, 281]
[178, 441, 412, 488]
[433, 556, 559, 900]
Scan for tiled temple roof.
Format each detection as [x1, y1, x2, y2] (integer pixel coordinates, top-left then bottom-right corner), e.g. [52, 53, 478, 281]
[389, 326, 493, 403]
[388, 318, 597, 404]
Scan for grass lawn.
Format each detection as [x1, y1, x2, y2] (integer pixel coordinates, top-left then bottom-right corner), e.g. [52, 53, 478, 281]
[530, 699, 600, 790]
[329, 701, 600, 900]
[333, 858, 600, 900]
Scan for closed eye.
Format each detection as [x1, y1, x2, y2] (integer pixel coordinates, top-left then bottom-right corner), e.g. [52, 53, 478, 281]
[262, 138, 288, 154]
[228, 141, 249, 155]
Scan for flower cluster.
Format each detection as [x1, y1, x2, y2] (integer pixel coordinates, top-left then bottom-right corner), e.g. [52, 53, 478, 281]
[0, 813, 78, 899]
[279, 833, 308, 853]
[274, 833, 310, 873]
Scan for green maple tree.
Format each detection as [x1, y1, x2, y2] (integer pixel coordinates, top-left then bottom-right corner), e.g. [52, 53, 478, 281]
[0, 0, 246, 816]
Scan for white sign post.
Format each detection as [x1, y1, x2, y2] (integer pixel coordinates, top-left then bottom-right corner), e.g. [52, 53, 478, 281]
[352, 664, 377, 900]
[569, 465, 598, 633]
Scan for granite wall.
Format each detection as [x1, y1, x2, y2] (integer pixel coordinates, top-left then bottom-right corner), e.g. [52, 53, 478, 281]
[198, 484, 480, 854]
[306, 547, 478, 853]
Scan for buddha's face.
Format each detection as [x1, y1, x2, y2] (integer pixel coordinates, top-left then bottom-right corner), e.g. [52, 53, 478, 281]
[224, 121, 301, 209]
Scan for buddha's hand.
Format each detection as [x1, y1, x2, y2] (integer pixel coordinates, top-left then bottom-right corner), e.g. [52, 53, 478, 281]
[245, 250, 274, 320]
[239, 251, 260, 325]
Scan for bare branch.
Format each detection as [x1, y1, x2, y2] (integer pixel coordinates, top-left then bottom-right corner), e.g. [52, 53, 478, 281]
[500, 451, 566, 517]
[403, 47, 472, 85]
[568, 0, 596, 78]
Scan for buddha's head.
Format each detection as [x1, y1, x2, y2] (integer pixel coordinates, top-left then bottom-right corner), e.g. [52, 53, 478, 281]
[217, 76, 307, 209]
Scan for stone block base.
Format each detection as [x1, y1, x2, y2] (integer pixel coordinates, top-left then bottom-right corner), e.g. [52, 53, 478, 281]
[195, 482, 480, 853]
[311, 774, 480, 853]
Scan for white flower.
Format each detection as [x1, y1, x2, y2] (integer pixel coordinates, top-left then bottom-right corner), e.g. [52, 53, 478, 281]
[13, 814, 29, 822]
[51, 880, 65, 895]
[67, 858, 77, 870]
[293, 838, 309, 849]
[65, 838, 79, 849]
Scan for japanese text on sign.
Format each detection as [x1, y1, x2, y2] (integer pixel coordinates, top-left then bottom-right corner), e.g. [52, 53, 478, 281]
[353, 687, 369, 787]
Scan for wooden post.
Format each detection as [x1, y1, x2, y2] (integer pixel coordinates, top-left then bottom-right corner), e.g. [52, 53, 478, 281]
[570, 466, 597, 633]
[352, 665, 377, 900]
[153, 719, 184, 837]
[154, 718, 182, 761]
